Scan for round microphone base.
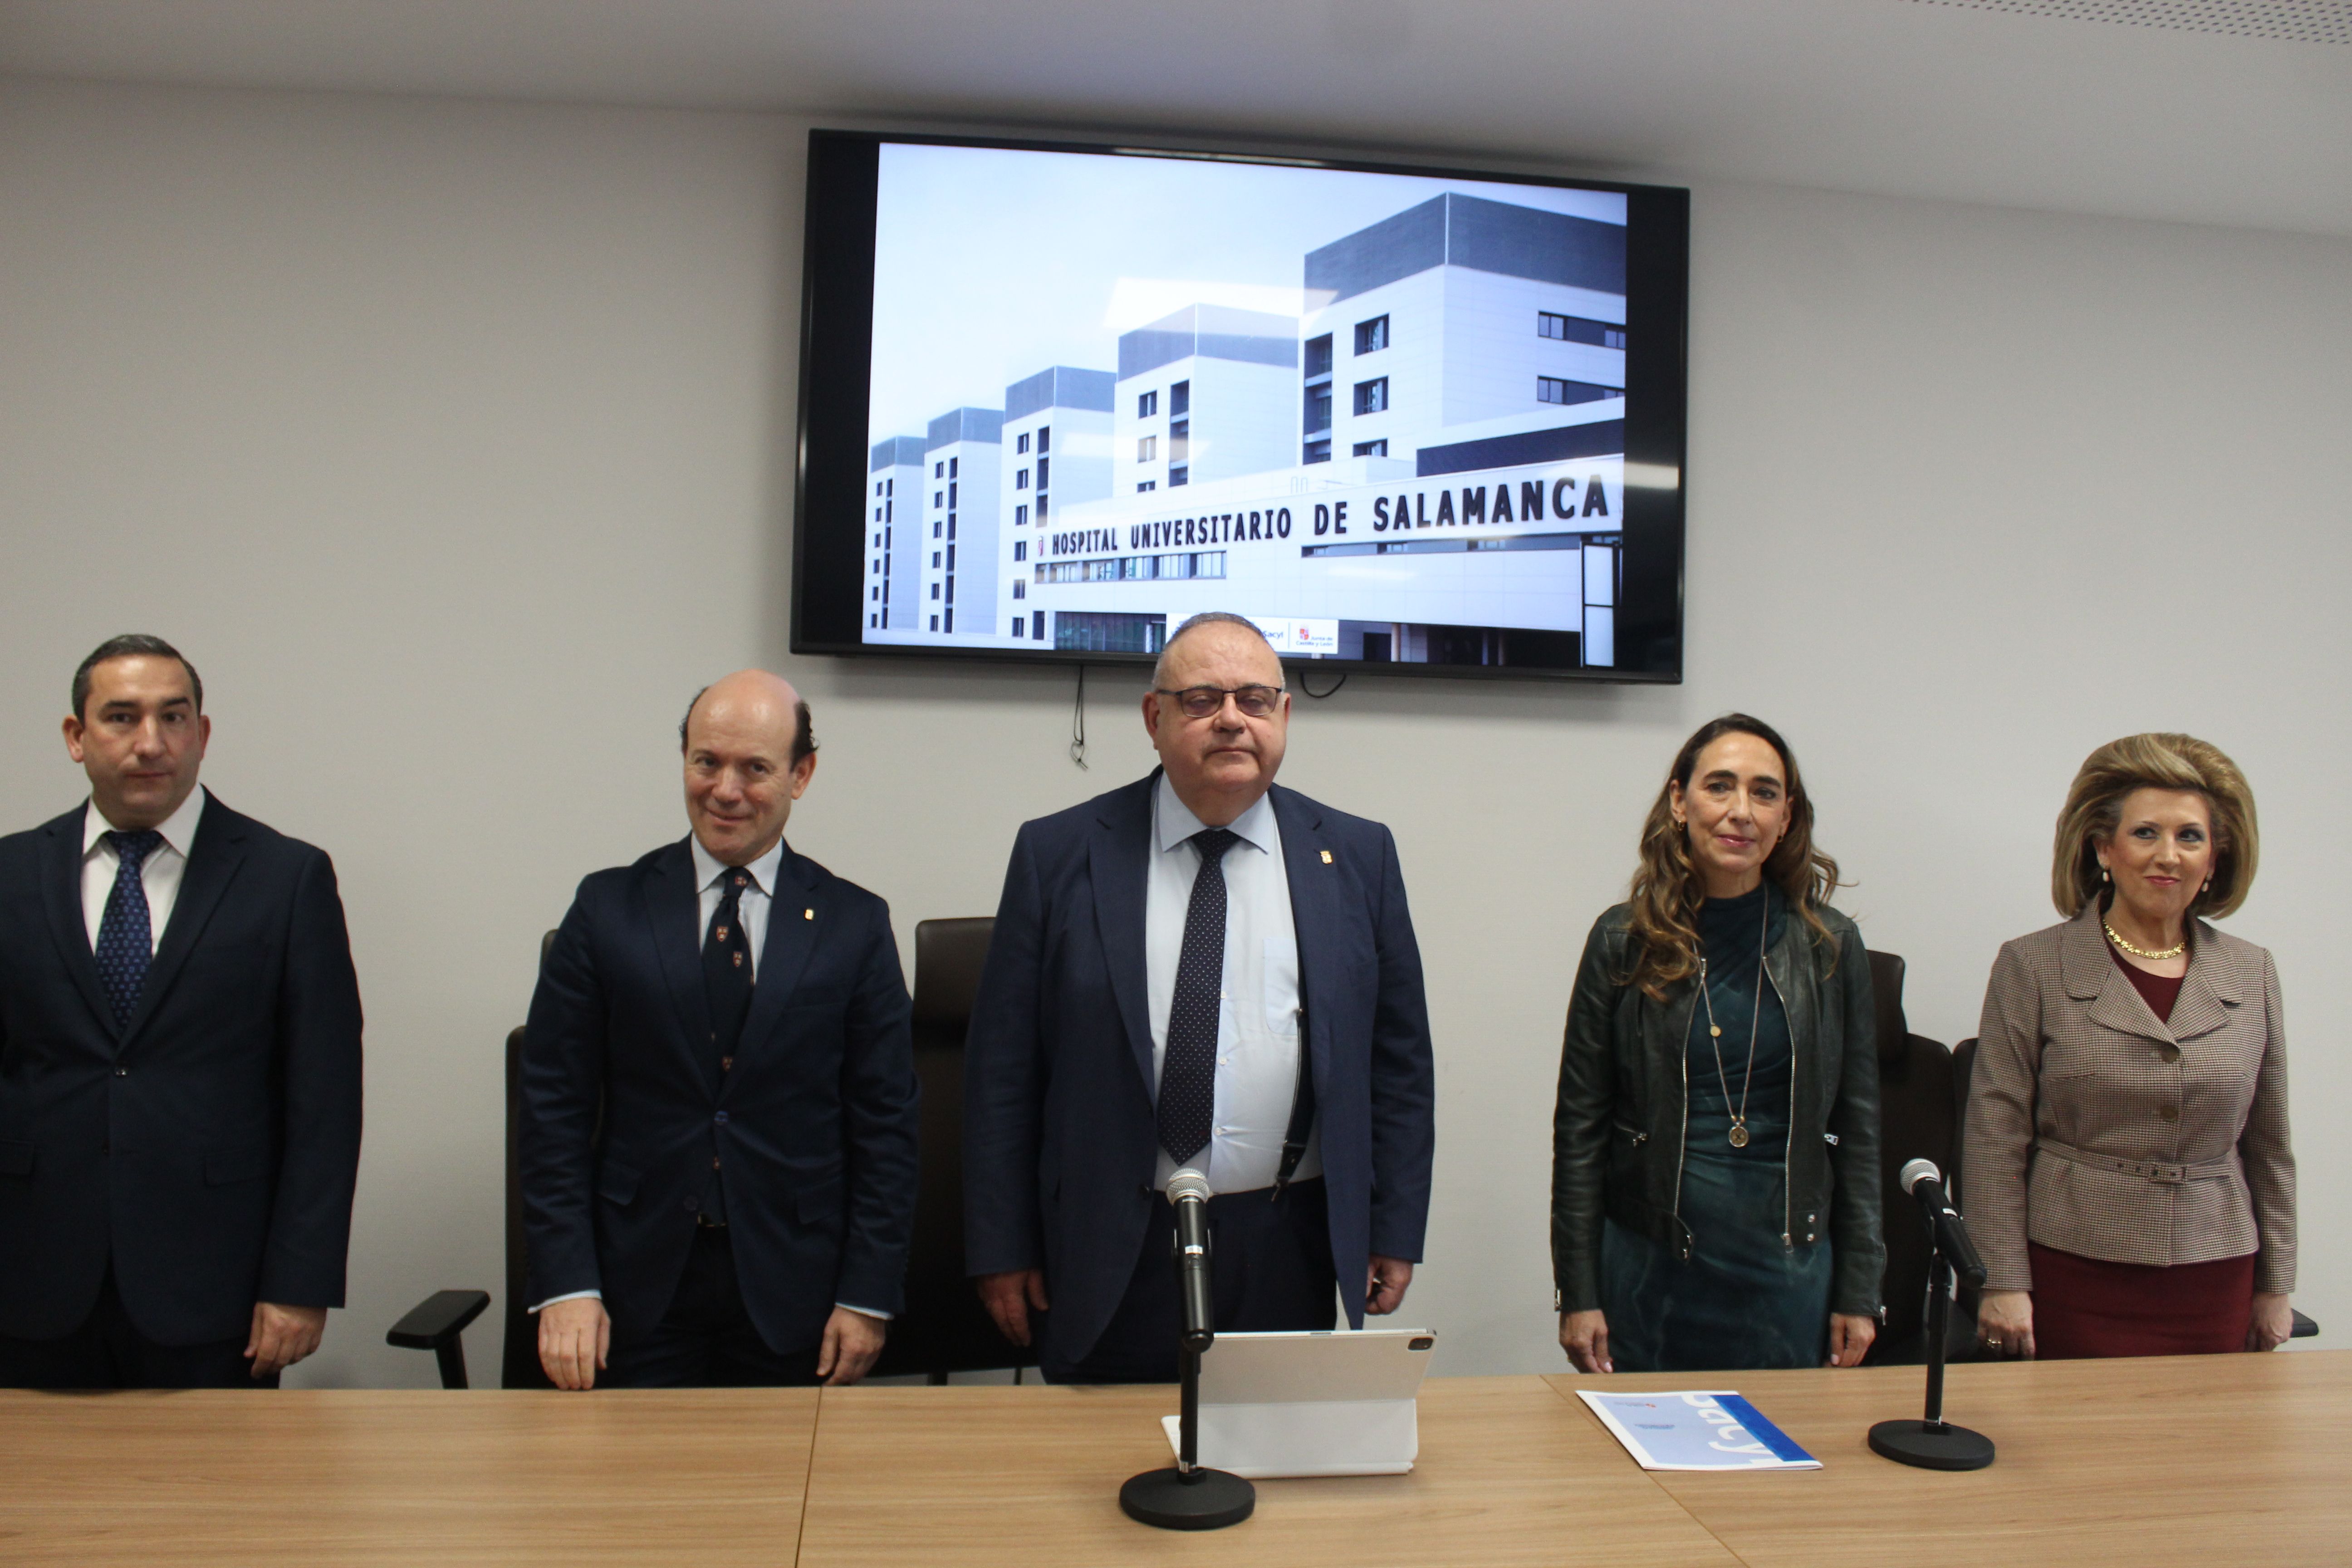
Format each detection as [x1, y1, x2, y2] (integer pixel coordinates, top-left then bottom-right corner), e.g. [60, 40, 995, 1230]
[1868, 1418, 1996, 1470]
[1119, 1465, 1256, 1530]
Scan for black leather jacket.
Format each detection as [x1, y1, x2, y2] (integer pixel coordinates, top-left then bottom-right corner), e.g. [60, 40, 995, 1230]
[1550, 894, 1885, 1318]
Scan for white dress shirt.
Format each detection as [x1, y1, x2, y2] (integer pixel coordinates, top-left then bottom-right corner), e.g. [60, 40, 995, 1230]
[690, 834, 785, 973]
[1146, 773, 1318, 1195]
[81, 785, 208, 954]
[533, 833, 887, 1321]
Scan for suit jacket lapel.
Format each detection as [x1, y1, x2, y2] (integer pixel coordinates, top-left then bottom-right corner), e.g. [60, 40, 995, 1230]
[731, 848, 820, 1086]
[2168, 920, 2238, 1042]
[120, 798, 248, 1048]
[39, 805, 117, 1037]
[1270, 787, 1338, 1096]
[1090, 774, 1157, 1100]
[645, 839, 715, 1072]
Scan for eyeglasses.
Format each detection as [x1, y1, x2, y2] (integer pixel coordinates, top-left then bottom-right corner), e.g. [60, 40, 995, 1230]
[1154, 684, 1285, 720]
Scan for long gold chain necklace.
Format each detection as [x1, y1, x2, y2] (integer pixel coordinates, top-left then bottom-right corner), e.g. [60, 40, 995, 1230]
[1698, 899, 1770, 1149]
[2103, 919, 2187, 962]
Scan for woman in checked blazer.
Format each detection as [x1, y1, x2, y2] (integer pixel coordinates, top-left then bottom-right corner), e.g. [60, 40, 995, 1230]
[1966, 734, 2294, 1361]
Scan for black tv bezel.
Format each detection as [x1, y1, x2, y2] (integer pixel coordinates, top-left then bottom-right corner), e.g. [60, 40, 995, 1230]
[791, 127, 1688, 684]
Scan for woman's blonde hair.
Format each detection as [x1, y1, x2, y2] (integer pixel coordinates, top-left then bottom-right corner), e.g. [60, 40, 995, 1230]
[2051, 733, 2259, 919]
[1623, 714, 1841, 1001]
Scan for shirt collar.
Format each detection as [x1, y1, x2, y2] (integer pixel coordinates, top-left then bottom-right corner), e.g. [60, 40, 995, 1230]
[1154, 772, 1276, 857]
[83, 784, 208, 860]
[689, 831, 788, 897]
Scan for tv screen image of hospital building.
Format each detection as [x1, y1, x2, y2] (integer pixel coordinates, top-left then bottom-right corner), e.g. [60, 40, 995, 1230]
[859, 144, 1630, 668]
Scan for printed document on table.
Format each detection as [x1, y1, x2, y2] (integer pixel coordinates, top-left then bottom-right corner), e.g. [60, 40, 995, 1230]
[1576, 1389, 1821, 1470]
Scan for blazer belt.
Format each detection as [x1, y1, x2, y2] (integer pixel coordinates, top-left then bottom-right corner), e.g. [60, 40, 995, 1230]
[2038, 1138, 2235, 1186]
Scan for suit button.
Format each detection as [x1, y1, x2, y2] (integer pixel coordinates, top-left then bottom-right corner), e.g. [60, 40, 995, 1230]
[714, 1111, 729, 1125]
[114, 1067, 128, 1077]
[2157, 1105, 2180, 1122]
[2160, 1045, 2181, 1063]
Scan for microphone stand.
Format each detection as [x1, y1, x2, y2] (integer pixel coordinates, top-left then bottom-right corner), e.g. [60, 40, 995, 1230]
[1119, 1224, 1255, 1529]
[1868, 1231, 1996, 1470]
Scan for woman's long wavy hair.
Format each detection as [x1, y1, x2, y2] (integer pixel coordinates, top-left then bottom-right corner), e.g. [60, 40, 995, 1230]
[1622, 714, 1843, 1001]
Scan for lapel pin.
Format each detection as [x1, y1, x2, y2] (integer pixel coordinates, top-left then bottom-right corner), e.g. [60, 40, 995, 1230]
[1319, 850, 1333, 864]
[804, 908, 815, 920]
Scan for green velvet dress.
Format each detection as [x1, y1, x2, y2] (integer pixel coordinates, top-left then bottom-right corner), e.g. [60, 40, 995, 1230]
[1600, 883, 1834, 1372]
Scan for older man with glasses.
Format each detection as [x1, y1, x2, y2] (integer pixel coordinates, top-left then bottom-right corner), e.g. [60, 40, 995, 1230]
[964, 612, 1436, 1382]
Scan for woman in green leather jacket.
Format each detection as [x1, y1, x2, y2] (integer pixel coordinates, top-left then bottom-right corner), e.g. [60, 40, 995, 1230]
[1552, 714, 1884, 1372]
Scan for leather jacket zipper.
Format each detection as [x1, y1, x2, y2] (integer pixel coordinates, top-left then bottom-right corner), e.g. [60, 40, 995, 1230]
[1767, 954, 1795, 1248]
[1671, 960, 1694, 1259]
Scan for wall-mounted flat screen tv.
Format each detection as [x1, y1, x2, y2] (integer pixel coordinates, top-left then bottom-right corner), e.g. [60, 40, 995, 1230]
[794, 130, 1688, 681]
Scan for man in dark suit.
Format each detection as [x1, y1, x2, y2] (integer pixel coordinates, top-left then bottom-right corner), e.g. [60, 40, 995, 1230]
[0, 635, 364, 1389]
[965, 613, 1436, 1383]
[521, 670, 919, 1389]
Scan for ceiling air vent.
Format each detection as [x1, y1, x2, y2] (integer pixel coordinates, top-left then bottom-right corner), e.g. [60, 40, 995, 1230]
[1910, 0, 2351, 43]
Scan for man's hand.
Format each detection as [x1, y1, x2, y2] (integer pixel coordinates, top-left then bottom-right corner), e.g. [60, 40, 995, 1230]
[817, 1308, 887, 1384]
[539, 1297, 611, 1391]
[1825, 1312, 1877, 1367]
[245, 1302, 327, 1379]
[1366, 1255, 1414, 1315]
[976, 1269, 1049, 1347]
[2248, 1292, 2293, 1352]
[1560, 1309, 1612, 1373]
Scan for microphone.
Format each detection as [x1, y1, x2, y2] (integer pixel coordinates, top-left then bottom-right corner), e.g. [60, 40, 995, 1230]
[1167, 1168, 1215, 1352]
[1900, 1159, 1987, 1288]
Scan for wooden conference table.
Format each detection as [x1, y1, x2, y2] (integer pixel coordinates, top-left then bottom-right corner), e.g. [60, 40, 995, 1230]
[2, 1352, 2345, 1567]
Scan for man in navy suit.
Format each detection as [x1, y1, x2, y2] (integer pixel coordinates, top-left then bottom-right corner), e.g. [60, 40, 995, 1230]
[965, 613, 1436, 1382]
[521, 670, 919, 1388]
[0, 635, 364, 1389]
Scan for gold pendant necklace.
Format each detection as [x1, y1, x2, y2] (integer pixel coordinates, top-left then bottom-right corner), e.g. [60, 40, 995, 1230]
[1698, 898, 1769, 1149]
[2103, 918, 2187, 962]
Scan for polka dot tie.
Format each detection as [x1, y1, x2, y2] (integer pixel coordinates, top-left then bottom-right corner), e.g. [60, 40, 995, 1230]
[94, 829, 164, 1031]
[1157, 828, 1238, 1167]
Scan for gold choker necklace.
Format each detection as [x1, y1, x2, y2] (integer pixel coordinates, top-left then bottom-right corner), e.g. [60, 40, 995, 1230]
[2104, 920, 2187, 962]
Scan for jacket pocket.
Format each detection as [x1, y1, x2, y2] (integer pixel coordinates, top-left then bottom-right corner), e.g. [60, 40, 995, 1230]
[597, 1159, 642, 1206]
[0, 1140, 33, 1176]
[795, 1176, 846, 1225]
[204, 1147, 272, 1186]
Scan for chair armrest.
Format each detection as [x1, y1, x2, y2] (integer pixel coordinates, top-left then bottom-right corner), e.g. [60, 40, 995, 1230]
[388, 1289, 491, 1350]
[2290, 1309, 2319, 1340]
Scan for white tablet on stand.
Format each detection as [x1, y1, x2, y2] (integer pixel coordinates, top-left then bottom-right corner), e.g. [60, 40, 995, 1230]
[1158, 1328, 1437, 1478]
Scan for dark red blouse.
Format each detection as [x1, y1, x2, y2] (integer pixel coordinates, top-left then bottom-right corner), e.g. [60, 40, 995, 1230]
[2109, 939, 2184, 1023]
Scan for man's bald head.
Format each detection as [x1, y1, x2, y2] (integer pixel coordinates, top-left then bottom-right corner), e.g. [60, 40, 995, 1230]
[680, 670, 819, 866]
[681, 670, 816, 764]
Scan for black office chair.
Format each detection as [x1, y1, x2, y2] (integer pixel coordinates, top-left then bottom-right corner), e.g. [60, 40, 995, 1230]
[867, 916, 1037, 1382]
[396, 922, 1044, 1386]
[392, 938, 558, 1389]
[1860, 951, 1966, 1366]
[1949, 1035, 2316, 1344]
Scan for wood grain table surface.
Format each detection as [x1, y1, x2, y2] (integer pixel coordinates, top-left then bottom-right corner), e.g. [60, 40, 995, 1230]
[1551, 1350, 2352, 1568]
[3, 1353, 2343, 1567]
[794, 1373, 1737, 1568]
[0, 1388, 819, 1568]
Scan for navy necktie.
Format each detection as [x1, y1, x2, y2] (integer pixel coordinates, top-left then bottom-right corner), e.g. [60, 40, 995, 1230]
[703, 869, 756, 1081]
[1159, 828, 1239, 1167]
[699, 867, 755, 1225]
[95, 829, 165, 1030]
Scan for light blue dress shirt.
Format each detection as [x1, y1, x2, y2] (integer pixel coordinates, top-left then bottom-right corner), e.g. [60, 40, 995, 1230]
[1146, 773, 1318, 1195]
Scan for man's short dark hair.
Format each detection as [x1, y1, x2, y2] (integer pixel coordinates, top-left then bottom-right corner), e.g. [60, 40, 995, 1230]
[678, 687, 817, 764]
[72, 634, 204, 720]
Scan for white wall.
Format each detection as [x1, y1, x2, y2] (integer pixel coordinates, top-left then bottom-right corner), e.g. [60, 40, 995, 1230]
[1, 76, 2345, 1387]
